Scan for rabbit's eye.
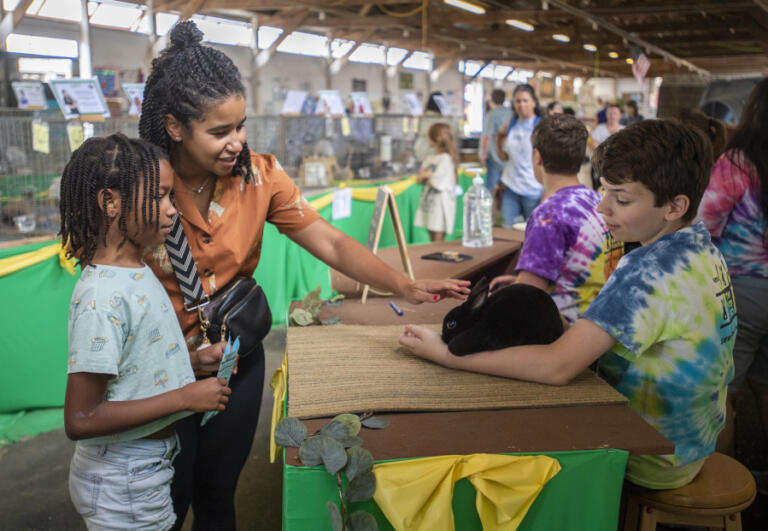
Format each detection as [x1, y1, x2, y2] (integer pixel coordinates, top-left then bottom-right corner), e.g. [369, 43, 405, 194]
[447, 320, 456, 329]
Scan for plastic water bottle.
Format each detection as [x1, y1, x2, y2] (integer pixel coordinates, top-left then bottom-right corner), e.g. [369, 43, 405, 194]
[462, 176, 493, 248]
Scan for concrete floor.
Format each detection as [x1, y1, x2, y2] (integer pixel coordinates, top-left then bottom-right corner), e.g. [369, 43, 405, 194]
[1, 326, 766, 530]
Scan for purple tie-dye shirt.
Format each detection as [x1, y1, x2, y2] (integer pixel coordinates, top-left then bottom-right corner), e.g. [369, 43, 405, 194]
[697, 151, 767, 279]
[515, 185, 623, 323]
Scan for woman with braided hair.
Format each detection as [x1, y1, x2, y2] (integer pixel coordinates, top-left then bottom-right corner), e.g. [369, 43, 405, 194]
[140, 21, 470, 529]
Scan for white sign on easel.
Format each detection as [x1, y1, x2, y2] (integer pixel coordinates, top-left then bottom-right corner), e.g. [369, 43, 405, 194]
[349, 92, 373, 116]
[49, 78, 110, 120]
[281, 90, 308, 115]
[122, 83, 145, 116]
[316, 89, 345, 116]
[403, 93, 423, 116]
[12, 81, 46, 110]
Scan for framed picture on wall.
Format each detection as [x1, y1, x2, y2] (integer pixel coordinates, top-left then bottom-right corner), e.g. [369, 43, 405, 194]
[352, 78, 367, 92]
[540, 76, 556, 98]
[399, 72, 414, 90]
[560, 78, 574, 101]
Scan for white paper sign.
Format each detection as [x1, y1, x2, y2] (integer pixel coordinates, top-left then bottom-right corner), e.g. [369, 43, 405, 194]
[403, 93, 423, 116]
[122, 83, 145, 116]
[49, 78, 110, 119]
[12, 81, 46, 109]
[281, 90, 308, 115]
[316, 90, 346, 116]
[349, 91, 373, 115]
[332, 187, 352, 221]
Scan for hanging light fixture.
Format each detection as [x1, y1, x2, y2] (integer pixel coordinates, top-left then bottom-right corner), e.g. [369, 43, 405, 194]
[506, 19, 534, 32]
[583, 43, 597, 52]
[552, 34, 570, 43]
[443, 0, 486, 15]
[608, 51, 619, 59]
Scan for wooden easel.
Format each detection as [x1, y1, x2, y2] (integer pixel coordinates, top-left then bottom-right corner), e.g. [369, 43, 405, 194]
[360, 186, 414, 303]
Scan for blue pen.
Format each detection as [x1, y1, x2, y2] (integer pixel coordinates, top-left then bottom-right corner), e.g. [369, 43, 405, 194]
[389, 301, 404, 316]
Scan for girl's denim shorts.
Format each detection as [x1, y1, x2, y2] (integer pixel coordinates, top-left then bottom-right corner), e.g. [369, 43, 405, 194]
[68, 434, 179, 530]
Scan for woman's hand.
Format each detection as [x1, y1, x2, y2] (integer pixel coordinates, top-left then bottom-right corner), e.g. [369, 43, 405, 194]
[399, 325, 455, 368]
[402, 278, 471, 304]
[190, 341, 238, 376]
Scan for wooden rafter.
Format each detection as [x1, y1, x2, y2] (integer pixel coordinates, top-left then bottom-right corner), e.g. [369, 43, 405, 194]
[0, 0, 34, 50]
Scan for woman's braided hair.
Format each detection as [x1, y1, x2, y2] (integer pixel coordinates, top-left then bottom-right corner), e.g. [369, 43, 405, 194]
[59, 133, 168, 266]
[139, 20, 253, 182]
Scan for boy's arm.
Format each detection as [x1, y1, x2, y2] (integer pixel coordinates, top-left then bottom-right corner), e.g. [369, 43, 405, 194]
[399, 319, 615, 386]
[64, 372, 230, 440]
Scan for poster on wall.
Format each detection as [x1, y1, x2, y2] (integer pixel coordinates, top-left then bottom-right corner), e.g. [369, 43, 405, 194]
[349, 92, 373, 116]
[316, 90, 345, 116]
[402, 93, 423, 116]
[281, 90, 308, 115]
[399, 72, 414, 90]
[122, 83, 145, 116]
[539, 77, 556, 99]
[49, 78, 111, 120]
[559, 78, 574, 101]
[11, 81, 47, 110]
[94, 68, 118, 97]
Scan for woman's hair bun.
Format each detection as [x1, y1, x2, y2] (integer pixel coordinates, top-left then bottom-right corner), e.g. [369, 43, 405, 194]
[169, 20, 203, 51]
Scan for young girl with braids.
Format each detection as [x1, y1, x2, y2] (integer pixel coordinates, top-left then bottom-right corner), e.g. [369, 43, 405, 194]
[61, 134, 231, 530]
[139, 21, 469, 529]
[414, 123, 458, 242]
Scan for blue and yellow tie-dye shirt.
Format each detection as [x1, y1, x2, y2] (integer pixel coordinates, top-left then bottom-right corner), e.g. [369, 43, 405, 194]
[68, 264, 195, 445]
[583, 223, 736, 474]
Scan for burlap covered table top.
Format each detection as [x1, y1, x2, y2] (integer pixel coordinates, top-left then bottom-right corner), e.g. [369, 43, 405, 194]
[286, 324, 627, 419]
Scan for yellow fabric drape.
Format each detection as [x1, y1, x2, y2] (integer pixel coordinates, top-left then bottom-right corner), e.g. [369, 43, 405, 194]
[374, 453, 561, 531]
[0, 241, 76, 278]
[308, 177, 417, 212]
[269, 352, 289, 463]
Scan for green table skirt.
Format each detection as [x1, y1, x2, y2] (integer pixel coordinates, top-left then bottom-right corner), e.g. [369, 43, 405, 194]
[283, 449, 629, 530]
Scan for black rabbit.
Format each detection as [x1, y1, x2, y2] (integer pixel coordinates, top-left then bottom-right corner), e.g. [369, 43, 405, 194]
[441, 277, 565, 356]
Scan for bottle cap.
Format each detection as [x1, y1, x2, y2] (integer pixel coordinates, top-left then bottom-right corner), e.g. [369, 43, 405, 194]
[473, 176, 484, 186]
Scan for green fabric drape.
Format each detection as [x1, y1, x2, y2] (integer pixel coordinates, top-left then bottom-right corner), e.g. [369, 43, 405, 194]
[283, 449, 629, 531]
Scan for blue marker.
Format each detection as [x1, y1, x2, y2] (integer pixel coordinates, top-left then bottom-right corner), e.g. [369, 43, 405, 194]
[389, 301, 404, 316]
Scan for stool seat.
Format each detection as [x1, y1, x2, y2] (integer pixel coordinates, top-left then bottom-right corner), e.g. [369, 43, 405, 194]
[624, 453, 757, 531]
[636, 453, 756, 515]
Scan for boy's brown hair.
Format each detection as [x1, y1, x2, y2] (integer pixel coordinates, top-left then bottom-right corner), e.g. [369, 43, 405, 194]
[531, 114, 588, 175]
[592, 119, 712, 222]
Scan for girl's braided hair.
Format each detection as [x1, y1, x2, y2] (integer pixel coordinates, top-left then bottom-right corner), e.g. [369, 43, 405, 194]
[59, 133, 167, 266]
[139, 20, 253, 182]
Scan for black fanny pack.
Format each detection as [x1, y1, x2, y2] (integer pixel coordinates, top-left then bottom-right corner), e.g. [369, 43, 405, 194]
[165, 215, 271, 358]
[198, 277, 271, 358]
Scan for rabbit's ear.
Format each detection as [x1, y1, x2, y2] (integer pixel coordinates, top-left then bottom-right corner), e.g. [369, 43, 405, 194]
[470, 288, 488, 313]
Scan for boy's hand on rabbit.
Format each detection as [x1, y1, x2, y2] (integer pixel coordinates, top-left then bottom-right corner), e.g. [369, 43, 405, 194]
[489, 275, 517, 292]
[181, 377, 231, 412]
[399, 325, 455, 367]
[191, 341, 238, 377]
[403, 279, 471, 304]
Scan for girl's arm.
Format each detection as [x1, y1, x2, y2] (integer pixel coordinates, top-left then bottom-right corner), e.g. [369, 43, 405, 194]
[287, 219, 470, 304]
[64, 373, 230, 440]
[399, 319, 615, 386]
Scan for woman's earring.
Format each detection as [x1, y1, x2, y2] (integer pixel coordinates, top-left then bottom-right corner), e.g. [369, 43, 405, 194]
[174, 137, 181, 142]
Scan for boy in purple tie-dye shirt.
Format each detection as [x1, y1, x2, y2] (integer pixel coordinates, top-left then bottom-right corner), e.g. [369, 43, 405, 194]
[491, 114, 622, 323]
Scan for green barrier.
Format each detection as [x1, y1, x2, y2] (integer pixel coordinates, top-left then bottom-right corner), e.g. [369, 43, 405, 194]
[283, 449, 629, 531]
[0, 174, 481, 444]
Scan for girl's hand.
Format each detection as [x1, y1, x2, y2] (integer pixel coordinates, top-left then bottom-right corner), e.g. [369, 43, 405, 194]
[489, 275, 516, 292]
[191, 341, 238, 376]
[180, 377, 231, 412]
[416, 167, 431, 184]
[399, 325, 455, 368]
[403, 279, 471, 304]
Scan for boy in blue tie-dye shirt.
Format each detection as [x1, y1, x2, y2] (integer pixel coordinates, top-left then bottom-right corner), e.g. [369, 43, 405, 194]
[400, 120, 736, 490]
[490, 114, 623, 323]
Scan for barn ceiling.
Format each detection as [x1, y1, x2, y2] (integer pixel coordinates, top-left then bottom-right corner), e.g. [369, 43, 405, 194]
[149, 0, 768, 77]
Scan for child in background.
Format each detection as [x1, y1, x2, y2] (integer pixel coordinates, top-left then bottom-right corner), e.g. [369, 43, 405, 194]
[401, 120, 736, 490]
[490, 115, 623, 324]
[414, 123, 458, 242]
[696, 78, 768, 468]
[60, 134, 231, 530]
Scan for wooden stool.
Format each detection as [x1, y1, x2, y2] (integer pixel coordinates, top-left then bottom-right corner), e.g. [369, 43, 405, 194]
[624, 453, 756, 531]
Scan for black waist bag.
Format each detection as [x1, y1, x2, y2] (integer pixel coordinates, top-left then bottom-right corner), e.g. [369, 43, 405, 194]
[200, 277, 272, 358]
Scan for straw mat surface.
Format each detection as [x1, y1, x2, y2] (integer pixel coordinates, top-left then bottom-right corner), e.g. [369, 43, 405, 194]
[287, 325, 627, 418]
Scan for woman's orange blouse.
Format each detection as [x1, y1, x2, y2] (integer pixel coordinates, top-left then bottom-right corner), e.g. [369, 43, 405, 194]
[145, 152, 320, 346]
